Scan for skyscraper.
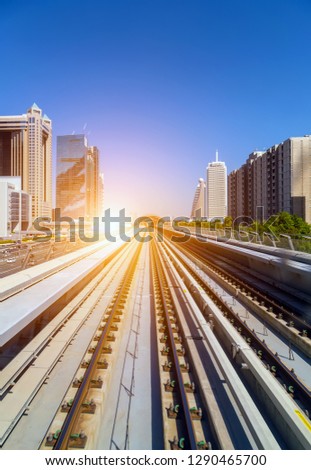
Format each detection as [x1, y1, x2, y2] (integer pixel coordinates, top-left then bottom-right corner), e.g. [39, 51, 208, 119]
[206, 152, 227, 220]
[56, 135, 100, 220]
[191, 178, 206, 218]
[228, 135, 311, 223]
[0, 103, 52, 219]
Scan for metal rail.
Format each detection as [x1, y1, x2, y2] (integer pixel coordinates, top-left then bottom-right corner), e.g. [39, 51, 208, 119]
[163, 237, 311, 417]
[165, 229, 311, 336]
[0, 242, 130, 389]
[53, 242, 142, 449]
[151, 240, 198, 450]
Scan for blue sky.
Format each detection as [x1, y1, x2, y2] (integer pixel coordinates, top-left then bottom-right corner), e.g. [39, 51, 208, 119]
[1, 0, 310, 216]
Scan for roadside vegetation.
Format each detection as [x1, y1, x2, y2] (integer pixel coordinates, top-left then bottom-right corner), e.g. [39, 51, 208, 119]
[176, 212, 311, 253]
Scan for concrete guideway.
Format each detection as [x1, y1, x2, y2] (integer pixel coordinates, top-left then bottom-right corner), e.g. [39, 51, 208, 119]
[1, 233, 310, 450]
[40, 239, 145, 449]
[0, 240, 110, 300]
[157, 241, 281, 450]
[156, 246, 235, 450]
[165, 241, 311, 387]
[0, 239, 127, 347]
[0, 240, 136, 447]
[0, 242, 132, 395]
[97, 241, 160, 450]
[170, 227, 311, 301]
[162, 239, 311, 449]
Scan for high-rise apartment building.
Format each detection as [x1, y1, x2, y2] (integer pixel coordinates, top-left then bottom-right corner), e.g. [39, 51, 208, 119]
[0, 103, 52, 219]
[191, 178, 206, 218]
[228, 135, 311, 223]
[206, 152, 227, 220]
[228, 169, 238, 220]
[56, 135, 101, 220]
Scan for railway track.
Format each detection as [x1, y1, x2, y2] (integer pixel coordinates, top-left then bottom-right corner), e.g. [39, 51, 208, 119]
[152, 238, 282, 449]
[150, 240, 210, 450]
[2, 233, 310, 449]
[0, 240, 135, 447]
[0, 243, 129, 380]
[161, 237, 311, 421]
[41, 241, 143, 449]
[165, 229, 311, 338]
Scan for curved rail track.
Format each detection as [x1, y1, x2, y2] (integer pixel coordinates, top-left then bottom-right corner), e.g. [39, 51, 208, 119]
[165, 229, 311, 337]
[161, 236, 311, 418]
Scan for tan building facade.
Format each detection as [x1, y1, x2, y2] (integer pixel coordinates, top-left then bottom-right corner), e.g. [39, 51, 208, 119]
[0, 103, 52, 219]
[228, 135, 311, 223]
[206, 153, 227, 220]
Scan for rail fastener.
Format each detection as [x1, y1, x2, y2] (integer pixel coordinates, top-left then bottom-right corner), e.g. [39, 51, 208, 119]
[102, 344, 112, 354]
[97, 358, 108, 369]
[81, 399, 96, 414]
[45, 430, 61, 447]
[164, 379, 176, 392]
[61, 399, 74, 412]
[190, 407, 202, 420]
[197, 440, 212, 450]
[90, 376, 103, 388]
[72, 377, 83, 388]
[107, 333, 116, 342]
[162, 361, 172, 371]
[68, 432, 87, 448]
[184, 382, 196, 393]
[179, 363, 190, 373]
[168, 403, 180, 419]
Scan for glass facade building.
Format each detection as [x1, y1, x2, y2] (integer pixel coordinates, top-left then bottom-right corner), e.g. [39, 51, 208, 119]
[56, 135, 100, 220]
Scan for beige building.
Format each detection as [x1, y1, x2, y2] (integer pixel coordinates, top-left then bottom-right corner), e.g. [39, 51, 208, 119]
[0, 103, 52, 219]
[206, 152, 227, 220]
[191, 178, 206, 218]
[228, 135, 311, 223]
